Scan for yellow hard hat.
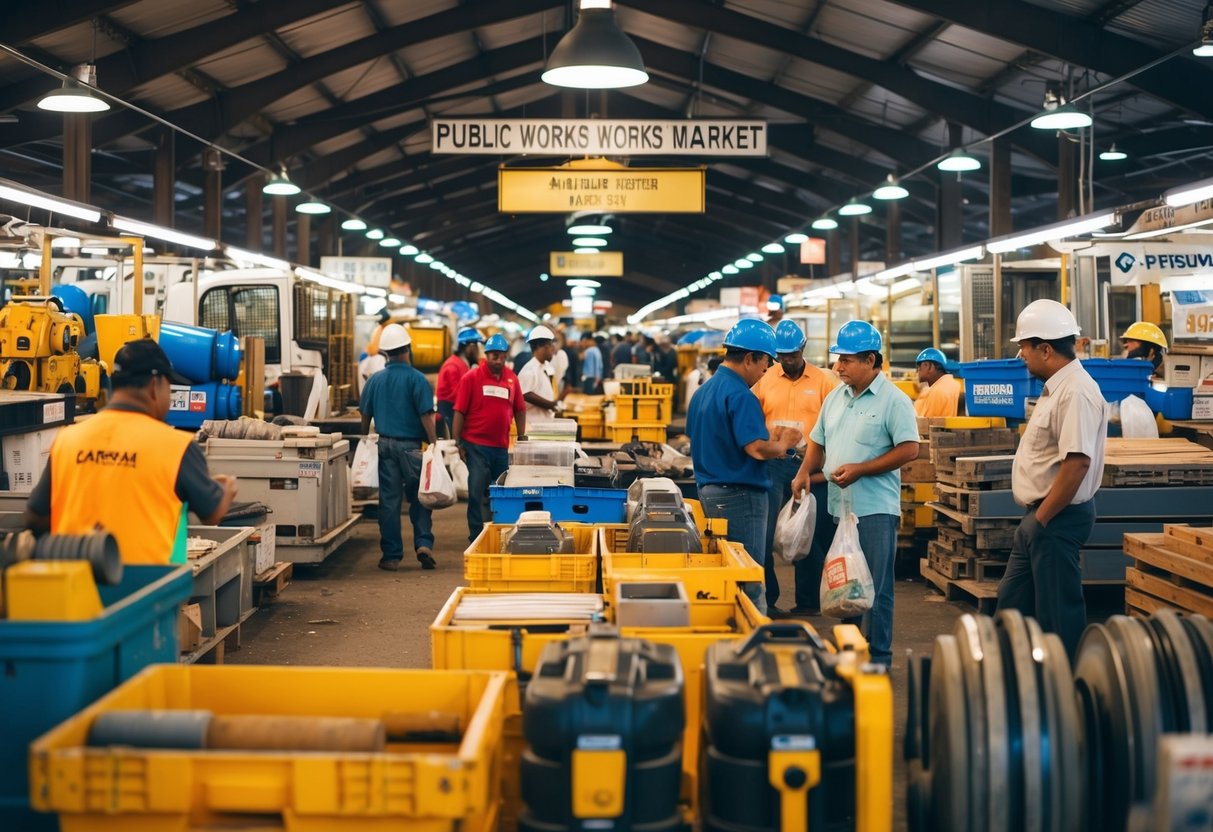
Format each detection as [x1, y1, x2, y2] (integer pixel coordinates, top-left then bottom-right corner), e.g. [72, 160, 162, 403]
[1119, 321, 1167, 351]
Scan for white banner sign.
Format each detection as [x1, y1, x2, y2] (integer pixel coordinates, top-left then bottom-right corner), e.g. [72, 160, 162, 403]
[432, 119, 767, 156]
[1108, 244, 1213, 284]
[319, 256, 393, 289]
[1172, 289, 1213, 340]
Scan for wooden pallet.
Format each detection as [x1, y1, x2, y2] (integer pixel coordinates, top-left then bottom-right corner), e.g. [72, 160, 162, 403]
[920, 559, 1000, 613]
[937, 522, 1015, 554]
[931, 502, 1021, 537]
[1103, 439, 1213, 486]
[1103, 465, 1213, 487]
[181, 608, 255, 665]
[934, 483, 1018, 516]
[928, 426, 1019, 451]
[254, 561, 293, 604]
[1122, 525, 1213, 616]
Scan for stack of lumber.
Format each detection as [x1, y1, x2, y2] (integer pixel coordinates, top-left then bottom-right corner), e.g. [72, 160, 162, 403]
[1124, 524, 1213, 617]
[1102, 438, 1213, 487]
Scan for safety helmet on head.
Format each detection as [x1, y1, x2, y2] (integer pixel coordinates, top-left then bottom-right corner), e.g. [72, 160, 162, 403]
[484, 334, 509, 353]
[378, 323, 410, 351]
[1010, 299, 1080, 343]
[1120, 321, 1167, 351]
[774, 319, 806, 354]
[527, 324, 556, 343]
[723, 319, 778, 360]
[916, 347, 948, 367]
[457, 328, 485, 347]
[830, 320, 882, 355]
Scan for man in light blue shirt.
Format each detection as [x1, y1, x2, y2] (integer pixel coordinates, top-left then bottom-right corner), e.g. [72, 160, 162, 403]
[793, 321, 918, 666]
[579, 332, 603, 394]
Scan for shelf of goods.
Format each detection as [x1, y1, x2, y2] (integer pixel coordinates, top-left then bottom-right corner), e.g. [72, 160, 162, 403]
[180, 525, 256, 664]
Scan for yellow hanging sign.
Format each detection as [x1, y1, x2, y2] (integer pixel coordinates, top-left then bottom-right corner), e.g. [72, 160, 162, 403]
[500, 160, 705, 213]
[550, 251, 624, 277]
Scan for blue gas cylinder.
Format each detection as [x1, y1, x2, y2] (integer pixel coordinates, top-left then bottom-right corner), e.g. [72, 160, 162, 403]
[159, 322, 242, 384]
[51, 284, 95, 334]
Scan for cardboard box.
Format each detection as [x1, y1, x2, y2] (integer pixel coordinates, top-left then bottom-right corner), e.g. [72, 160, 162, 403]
[1164, 354, 1201, 388]
[1198, 356, 1213, 395]
[250, 521, 277, 574]
[1192, 395, 1213, 421]
[1, 427, 59, 493]
[178, 603, 203, 654]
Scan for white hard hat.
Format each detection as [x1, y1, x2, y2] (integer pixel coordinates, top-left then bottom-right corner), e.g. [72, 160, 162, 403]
[528, 325, 556, 342]
[1010, 299, 1081, 342]
[379, 323, 411, 351]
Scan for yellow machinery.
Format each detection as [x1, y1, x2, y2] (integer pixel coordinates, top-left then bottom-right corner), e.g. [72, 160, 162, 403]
[407, 322, 452, 373]
[0, 531, 122, 621]
[91, 236, 159, 370]
[0, 296, 102, 400]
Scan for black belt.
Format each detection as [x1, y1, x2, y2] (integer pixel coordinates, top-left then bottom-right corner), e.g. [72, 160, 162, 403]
[380, 435, 424, 442]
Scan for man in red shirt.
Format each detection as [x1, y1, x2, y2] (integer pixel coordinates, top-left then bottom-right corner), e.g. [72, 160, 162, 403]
[435, 328, 484, 438]
[453, 333, 526, 542]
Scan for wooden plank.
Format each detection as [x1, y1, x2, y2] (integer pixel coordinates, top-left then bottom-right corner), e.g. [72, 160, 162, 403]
[1164, 524, 1213, 551]
[1125, 533, 1213, 574]
[920, 558, 1000, 613]
[1126, 568, 1213, 617]
[930, 501, 1020, 535]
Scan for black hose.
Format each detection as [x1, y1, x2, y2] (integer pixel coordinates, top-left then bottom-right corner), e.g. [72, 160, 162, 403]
[33, 532, 123, 585]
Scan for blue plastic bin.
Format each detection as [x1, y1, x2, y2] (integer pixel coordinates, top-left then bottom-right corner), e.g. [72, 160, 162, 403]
[490, 484, 627, 523]
[957, 359, 1042, 418]
[1145, 383, 1194, 420]
[0, 564, 192, 827]
[1080, 358, 1152, 404]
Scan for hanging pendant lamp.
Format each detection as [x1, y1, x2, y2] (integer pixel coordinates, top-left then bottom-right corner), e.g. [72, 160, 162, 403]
[542, 1, 648, 89]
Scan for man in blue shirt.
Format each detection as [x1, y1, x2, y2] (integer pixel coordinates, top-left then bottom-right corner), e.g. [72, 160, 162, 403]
[688, 319, 803, 612]
[579, 332, 603, 393]
[793, 321, 918, 666]
[360, 324, 439, 572]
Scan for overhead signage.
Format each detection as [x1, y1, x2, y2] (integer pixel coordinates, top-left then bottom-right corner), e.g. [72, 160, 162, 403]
[502, 164, 705, 213]
[1109, 244, 1213, 284]
[1120, 199, 1213, 236]
[433, 118, 767, 156]
[550, 251, 624, 277]
[1172, 289, 1213, 340]
[319, 256, 392, 289]
[800, 237, 827, 265]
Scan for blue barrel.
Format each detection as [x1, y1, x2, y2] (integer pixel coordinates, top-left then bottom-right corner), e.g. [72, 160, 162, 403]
[165, 381, 243, 429]
[51, 284, 95, 334]
[159, 322, 242, 384]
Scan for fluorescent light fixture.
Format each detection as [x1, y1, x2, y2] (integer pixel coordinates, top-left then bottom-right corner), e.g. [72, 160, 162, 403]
[296, 200, 331, 215]
[912, 245, 984, 271]
[1165, 177, 1213, 207]
[363, 286, 388, 297]
[296, 267, 365, 294]
[37, 65, 109, 113]
[568, 278, 601, 288]
[986, 211, 1117, 253]
[455, 275, 472, 287]
[722, 264, 739, 274]
[572, 237, 607, 247]
[50, 236, 81, 248]
[710, 271, 723, 280]
[1099, 145, 1128, 161]
[873, 175, 909, 200]
[746, 252, 763, 262]
[415, 253, 434, 264]
[1195, 44, 1213, 57]
[111, 216, 217, 250]
[400, 244, 419, 255]
[568, 223, 611, 235]
[574, 247, 598, 254]
[389, 293, 407, 303]
[811, 217, 838, 230]
[429, 261, 444, 269]
[541, 0, 649, 89]
[873, 262, 918, 281]
[937, 149, 981, 172]
[1124, 217, 1213, 240]
[785, 232, 809, 243]
[1031, 106, 1092, 130]
[341, 218, 367, 231]
[839, 199, 872, 217]
[379, 237, 401, 248]
[225, 246, 290, 271]
[470, 281, 485, 293]
[366, 228, 385, 240]
[854, 278, 887, 297]
[891, 277, 922, 294]
[0, 179, 102, 222]
[263, 172, 301, 196]
[762, 243, 786, 254]
[733, 259, 753, 269]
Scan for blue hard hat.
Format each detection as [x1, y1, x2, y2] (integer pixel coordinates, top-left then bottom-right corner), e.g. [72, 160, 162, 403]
[830, 320, 882, 354]
[916, 347, 947, 367]
[457, 327, 485, 346]
[767, 294, 784, 311]
[484, 334, 509, 353]
[774, 319, 806, 354]
[723, 319, 778, 359]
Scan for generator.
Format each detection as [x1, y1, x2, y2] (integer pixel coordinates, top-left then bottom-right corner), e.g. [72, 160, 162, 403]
[702, 623, 893, 832]
[520, 628, 685, 832]
[626, 477, 682, 523]
[0, 297, 102, 402]
[627, 490, 700, 554]
[503, 511, 576, 555]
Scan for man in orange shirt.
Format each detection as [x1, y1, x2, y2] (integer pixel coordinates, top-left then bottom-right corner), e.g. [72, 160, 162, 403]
[752, 320, 839, 616]
[913, 348, 961, 418]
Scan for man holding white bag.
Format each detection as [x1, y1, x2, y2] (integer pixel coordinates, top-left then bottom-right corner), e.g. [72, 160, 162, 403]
[792, 321, 918, 667]
[360, 324, 439, 572]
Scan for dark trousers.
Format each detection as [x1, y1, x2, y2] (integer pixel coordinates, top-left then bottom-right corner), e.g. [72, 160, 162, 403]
[762, 457, 833, 611]
[463, 440, 509, 543]
[996, 500, 1095, 659]
[435, 400, 455, 439]
[376, 437, 434, 560]
[699, 484, 769, 613]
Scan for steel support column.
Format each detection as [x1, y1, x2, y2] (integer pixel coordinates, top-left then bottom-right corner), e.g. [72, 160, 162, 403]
[989, 136, 1012, 236]
[296, 212, 310, 266]
[885, 200, 901, 264]
[1057, 133, 1076, 219]
[318, 214, 335, 258]
[827, 228, 841, 277]
[152, 127, 175, 229]
[62, 115, 91, 204]
[202, 148, 223, 241]
[245, 181, 263, 250]
[272, 195, 287, 259]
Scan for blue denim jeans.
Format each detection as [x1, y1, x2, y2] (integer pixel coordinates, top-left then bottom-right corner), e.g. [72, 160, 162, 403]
[376, 437, 434, 560]
[832, 512, 898, 666]
[435, 401, 455, 439]
[463, 440, 509, 543]
[698, 484, 769, 614]
[763, 457, 833, 611]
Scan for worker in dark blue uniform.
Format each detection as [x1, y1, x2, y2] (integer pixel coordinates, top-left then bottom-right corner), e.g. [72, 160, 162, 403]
[687, 319, 803, 613]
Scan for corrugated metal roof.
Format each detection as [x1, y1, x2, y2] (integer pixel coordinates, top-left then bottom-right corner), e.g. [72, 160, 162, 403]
[109, 0, 235, 40]
[1106, 0, 1206, 49]
[276, 5, 376, 59]
[617, 6, 705, 53]
[815, 0, 934, 60]
[130, 73, 212, 111]
[397, 33, 477, 77]
[708, 35, 790, 81]
[375, 0, 462, 28]
[193, 39, 287, 87]
[777, 59, 864, 105]
[723, 0, 818, 30]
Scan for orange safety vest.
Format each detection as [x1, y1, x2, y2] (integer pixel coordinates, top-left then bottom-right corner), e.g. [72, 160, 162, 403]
[50, 408, 195, 564]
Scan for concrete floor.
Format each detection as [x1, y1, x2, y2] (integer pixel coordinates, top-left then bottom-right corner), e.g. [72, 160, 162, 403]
[233, 506, 1123, 831]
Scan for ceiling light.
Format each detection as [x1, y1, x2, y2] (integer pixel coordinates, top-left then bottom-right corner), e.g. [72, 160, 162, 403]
[746, 252, 763, 262]
[872, 175, 909, 200]
[341, 218, 367, 231]
[541, 0, 648, 89]
[296, 200, 331, 215]
[1031, 105, 1092, 131]
[415, 252, 434, 264]
[226, 246, 290, 271]
[0, 179, 102, 222]
[540, 273, 550, 282]
[574, 247, 599, 254]
[262, 170, 301, 196]
[986, 211, 1117, 253]
[838, 199, 872, 217]
[734, 258, 754, 269]
[710, 271, 723, 280]
[379, 237, 401, 248]
[399, 244, 419, 255]
[37, 64, 109, 113]
[111, 216, 217, 250]
[568, 223, 612, 235]
[1099, 144, 1128, 161]
[572, 237, 607, 247]
[872, 263, 917, 281]
[568, 279, 602, 288]
[1196, 44, 1213, 57]
[50, 236, 81, 248]
[810, 218, 838, 231]
[722, 264, 739, 274]
[429, 260, 444, 270]
[761, 243, 785, 254]
[911, 245, 984, 271]
[937, 149, 981, 172]
[784, 232, 808, 243]
[1165, 176, 1213, 207]
[366, 228, 385, 240]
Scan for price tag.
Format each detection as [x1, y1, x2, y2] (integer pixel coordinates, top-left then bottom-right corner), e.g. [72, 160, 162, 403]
[1172, 290, 1213, 340]
[169, 385, 190, 412]
[298, 462, 322, 478]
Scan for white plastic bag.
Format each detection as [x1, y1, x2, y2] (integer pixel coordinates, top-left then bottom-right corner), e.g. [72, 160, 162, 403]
[774, 493, 816, 564]
[442, 442, 469, 501]
[1119, 394, 1159, 439]
[351, 435, 379, 489]
[418, 441, 457, 509]
[819, 510, 874, 618]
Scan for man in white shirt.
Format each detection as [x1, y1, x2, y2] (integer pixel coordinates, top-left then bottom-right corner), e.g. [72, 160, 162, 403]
[997, 299, 1107, 658]
[517, 325, 564, 424]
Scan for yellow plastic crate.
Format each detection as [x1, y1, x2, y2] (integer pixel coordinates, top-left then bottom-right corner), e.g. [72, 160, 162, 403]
[30, 664, 509, 832]
[901, 482, 936, 503]
[598, 526, 762, 600]
[606, 421, 667, 443]
[464, 524, 598, 593]
[915, 505, 935, 527]
[614, 395, 669, 422]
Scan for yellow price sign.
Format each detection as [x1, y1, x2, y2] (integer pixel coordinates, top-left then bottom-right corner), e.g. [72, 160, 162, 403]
[499, 165, 705, 213]
[550, 251, 624, 277]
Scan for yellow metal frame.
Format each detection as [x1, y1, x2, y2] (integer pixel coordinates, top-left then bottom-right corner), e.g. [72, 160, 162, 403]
[834, 659, 894, 832]
[463, 523, 598, 593]
[598, 526, 758, 600]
